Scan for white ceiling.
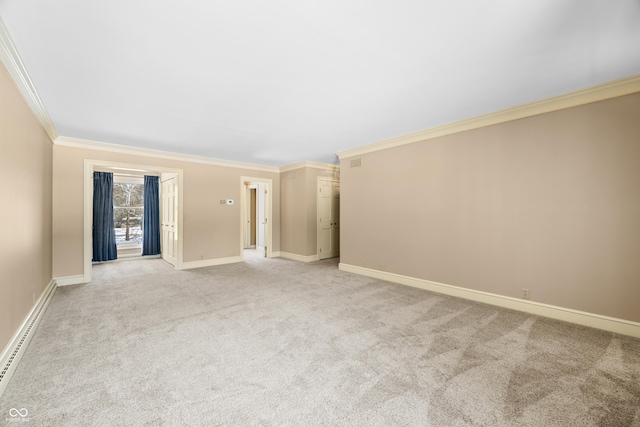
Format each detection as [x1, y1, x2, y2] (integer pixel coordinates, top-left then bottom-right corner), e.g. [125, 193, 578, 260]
[1, 1, 639, 167]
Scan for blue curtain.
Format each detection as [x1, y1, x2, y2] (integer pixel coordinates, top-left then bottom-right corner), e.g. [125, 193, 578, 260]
[92, 172, 117, 262]
[142, 175, 161, 256]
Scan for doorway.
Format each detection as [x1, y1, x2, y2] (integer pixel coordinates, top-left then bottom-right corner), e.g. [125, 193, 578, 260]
[240, 176, 273, 260]
[83, 160, 183, 283]
[245, 186, 258, 249]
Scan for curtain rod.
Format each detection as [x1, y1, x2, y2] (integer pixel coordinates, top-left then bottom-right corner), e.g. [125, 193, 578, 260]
[114, 173, 154, 178]
[93, 168, 160, 177]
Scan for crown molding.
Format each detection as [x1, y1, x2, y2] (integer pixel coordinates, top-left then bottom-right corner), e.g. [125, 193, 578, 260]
[56, 136, 340, 174]
[0, 18, 58, 143]
[338, 74, 640, 160]
[54, 136, 281, 173]
[279, 160, 340, 173]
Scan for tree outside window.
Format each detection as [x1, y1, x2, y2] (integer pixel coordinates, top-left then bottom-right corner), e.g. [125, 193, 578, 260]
[113, 182, 144, 245]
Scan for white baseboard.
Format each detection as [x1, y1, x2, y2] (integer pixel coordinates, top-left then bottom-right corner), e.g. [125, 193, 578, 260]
[279, 252, 319, 263]
[339, 263, 640, 339]
[54, 275, 86, 287]
[180, 256, 243, 270]
[270, 251, 281, 257]
[0, 279, 57, 397]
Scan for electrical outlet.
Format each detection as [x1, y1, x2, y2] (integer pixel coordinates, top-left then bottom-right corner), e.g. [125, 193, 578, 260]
[521, 288, 530, 300]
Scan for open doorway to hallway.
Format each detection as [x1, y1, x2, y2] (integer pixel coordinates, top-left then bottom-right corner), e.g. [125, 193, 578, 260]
[240, 176, 273, 261]
[245, 184, 262, 251]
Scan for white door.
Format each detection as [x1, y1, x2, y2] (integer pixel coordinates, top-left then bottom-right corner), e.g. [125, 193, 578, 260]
[318, 179, 340, 260]
[161, 177, 177, 266]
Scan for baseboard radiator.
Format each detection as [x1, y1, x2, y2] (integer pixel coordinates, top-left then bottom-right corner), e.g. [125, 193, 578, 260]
[0, 280, 57, 397]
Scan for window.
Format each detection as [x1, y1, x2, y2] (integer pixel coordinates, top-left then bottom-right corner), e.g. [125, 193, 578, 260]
[113, 175, 144, 248]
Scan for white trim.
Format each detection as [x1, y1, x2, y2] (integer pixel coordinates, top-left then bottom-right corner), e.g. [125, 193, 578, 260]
[58, 136, 280, 173]
[113, 174, 144, 185]
[279, 252, 319, 263]
[280, 160, 340, 173]
[0, 279, 57, 397]
[180, 256, 242, 270]
[55, 137, 339, 175]
[116, 243, 142, 250]
[54, 275, 86, 287]
[337, 74, 640, 160]
[116, 252, 144, 259]
[339, 263, 640, 339]
[83, 161, 92, 283]
[0, 18, 58, 143]
[271, 251, 281, 258]
[84, 159, 184, 283]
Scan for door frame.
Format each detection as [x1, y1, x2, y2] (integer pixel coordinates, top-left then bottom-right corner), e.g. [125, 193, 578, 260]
[240, 176, 273, 259]
[317, 176, 340, 260]
[83, 159, 184, 283]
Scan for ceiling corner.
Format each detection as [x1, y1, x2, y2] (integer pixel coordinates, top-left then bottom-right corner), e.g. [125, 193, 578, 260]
[0, 17, 58, 143]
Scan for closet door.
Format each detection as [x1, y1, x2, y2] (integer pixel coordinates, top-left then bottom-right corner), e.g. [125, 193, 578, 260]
[318, 178, 340, 260]
[161, 177, 177, 266]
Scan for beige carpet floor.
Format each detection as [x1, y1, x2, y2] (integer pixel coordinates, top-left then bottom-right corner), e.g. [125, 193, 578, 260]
[1, 251, 639, 426]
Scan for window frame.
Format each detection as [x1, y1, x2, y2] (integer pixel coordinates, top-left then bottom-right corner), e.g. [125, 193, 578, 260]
[113, 174, 145, 249]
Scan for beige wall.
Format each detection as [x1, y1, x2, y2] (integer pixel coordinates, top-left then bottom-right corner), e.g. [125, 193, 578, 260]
[52, 145, 280, 278]
[341, 93, 640, 323]
[280, 166, 339, 257]
[0, 62, 53, 352]
[281, 168, 308, 256]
